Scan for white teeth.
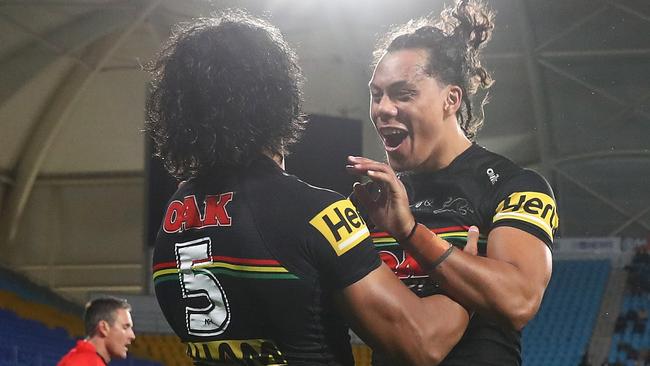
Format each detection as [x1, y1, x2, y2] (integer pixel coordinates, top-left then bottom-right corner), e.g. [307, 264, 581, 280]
[381, 128, 406, 136]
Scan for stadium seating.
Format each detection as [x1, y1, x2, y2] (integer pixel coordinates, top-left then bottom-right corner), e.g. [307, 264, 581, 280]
[0, 259, 622, 366]
[522, 259, 611, 366]
[606, 249, 650, 365]
[0, 307, 163, 366]
[0, 268, 172, 366]
[0, 267, 82, 315]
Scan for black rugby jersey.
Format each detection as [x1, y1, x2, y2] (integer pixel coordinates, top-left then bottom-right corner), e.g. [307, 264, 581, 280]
[152, 157, 381, 366]
[371, 144, 558, 366]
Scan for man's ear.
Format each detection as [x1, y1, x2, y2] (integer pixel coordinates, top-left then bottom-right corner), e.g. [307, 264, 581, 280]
[444, 85, 463, 116]
[96, 320, 110, 337]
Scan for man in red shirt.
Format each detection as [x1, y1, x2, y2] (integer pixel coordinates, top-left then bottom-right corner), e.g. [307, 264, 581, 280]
[57, 296, 136, 365]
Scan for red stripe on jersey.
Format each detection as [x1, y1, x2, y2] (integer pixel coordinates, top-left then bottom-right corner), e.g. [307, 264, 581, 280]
[432, 226, 470, 234]
[153, 261, 176, 271]
[210, 256, 281, 266]
[154, 256, 282, 271]
[370, 225, 470, 238]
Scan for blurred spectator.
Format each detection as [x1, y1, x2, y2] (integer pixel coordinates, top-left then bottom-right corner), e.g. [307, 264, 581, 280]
[616, 314, 627, 333]
[627, 309, 640, 323]
[626, 248, 650, 294]
[634, 309, 647, 334]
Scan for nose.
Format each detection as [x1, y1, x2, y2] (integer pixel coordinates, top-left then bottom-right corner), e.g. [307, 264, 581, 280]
[373, 95, 398, 124]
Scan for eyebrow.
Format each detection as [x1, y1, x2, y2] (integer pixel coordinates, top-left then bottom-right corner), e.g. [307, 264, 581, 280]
[369, 80, 414, 92]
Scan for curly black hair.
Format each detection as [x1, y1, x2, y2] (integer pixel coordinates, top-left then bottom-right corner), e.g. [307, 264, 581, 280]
[373, 0, 495, 140]
[145, 9, 305, 179]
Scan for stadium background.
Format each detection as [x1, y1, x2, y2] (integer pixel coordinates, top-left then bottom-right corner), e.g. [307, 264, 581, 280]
[0, 0, 648, 365]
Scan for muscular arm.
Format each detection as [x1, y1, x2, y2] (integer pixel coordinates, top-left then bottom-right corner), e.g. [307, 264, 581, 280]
[416, 225, 552, 330]
[336, 262, 470, 366]
[347, 156, 553, 331]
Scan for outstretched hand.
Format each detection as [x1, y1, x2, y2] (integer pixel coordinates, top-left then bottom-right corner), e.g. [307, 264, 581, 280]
[346, 156, 415, 240]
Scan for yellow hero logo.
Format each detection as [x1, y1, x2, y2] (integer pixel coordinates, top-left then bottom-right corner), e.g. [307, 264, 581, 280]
[310, 199, 369, 256]
[494, 191, 559, 239]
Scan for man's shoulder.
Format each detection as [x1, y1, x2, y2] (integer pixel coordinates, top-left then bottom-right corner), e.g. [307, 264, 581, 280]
[259, 171, 349, 216]
[462, 145, 554, 196]
[57, 341, 105, 366]
[466, 145, 523, 178]
[58, 353, 105, 366]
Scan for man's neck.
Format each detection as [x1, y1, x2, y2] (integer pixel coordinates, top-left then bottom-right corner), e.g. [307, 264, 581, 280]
[420, 120, 472, 172]
[264, 150, 285, 170]
[87, 337, 110, 364]
[433, 137, 472, 171]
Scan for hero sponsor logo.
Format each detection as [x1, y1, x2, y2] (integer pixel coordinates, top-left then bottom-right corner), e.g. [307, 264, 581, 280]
[310, 199, 369, 256]
[493, 191, 559, 239]
[163, 192, 233, 233]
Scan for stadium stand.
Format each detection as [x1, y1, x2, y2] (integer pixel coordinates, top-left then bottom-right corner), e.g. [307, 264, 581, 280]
[1, 255, 644, 366]
[0, 266, 359, 366]
[606, 248, 650, 366]
[522, 260, 611, 366]
[0, 267, 180, 366]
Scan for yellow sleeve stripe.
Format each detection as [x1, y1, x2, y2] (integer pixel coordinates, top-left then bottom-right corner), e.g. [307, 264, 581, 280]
[493, 211, 553, 239]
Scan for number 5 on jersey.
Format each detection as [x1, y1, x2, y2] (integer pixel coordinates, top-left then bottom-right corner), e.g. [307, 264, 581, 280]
[175, 237, 230, 336]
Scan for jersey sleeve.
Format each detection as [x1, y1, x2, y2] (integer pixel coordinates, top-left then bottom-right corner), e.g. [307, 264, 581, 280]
[306, 198, 381, 289]
[489, 169, 559, 248]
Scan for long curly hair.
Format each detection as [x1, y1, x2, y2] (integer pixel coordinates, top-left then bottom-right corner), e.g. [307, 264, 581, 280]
[145, 9, 305, 179]
[373, 0, 495, 140]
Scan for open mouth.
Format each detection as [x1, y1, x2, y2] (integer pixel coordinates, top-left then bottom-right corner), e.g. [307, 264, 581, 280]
[380, 127, 408, 150]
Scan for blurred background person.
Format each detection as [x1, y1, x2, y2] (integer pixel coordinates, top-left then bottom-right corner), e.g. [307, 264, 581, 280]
[57, 296, 135, 365]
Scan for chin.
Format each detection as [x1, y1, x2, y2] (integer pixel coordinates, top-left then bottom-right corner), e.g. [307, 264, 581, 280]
[111, 351, 128, 360]
[388, 159, 410, 173]
[386, 157, 405, 172]
[387, 151, 419, 171]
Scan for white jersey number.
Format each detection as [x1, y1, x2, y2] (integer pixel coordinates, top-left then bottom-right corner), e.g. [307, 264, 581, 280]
[175, 237, 230, 336]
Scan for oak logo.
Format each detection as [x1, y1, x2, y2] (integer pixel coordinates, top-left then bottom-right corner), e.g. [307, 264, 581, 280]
[494, 191, 558, 239]
[310, 199, 369, 256]
[163, 192, 233, 233]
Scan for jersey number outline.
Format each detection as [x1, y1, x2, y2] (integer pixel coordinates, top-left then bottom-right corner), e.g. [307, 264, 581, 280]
[175, 237, 230, 336]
